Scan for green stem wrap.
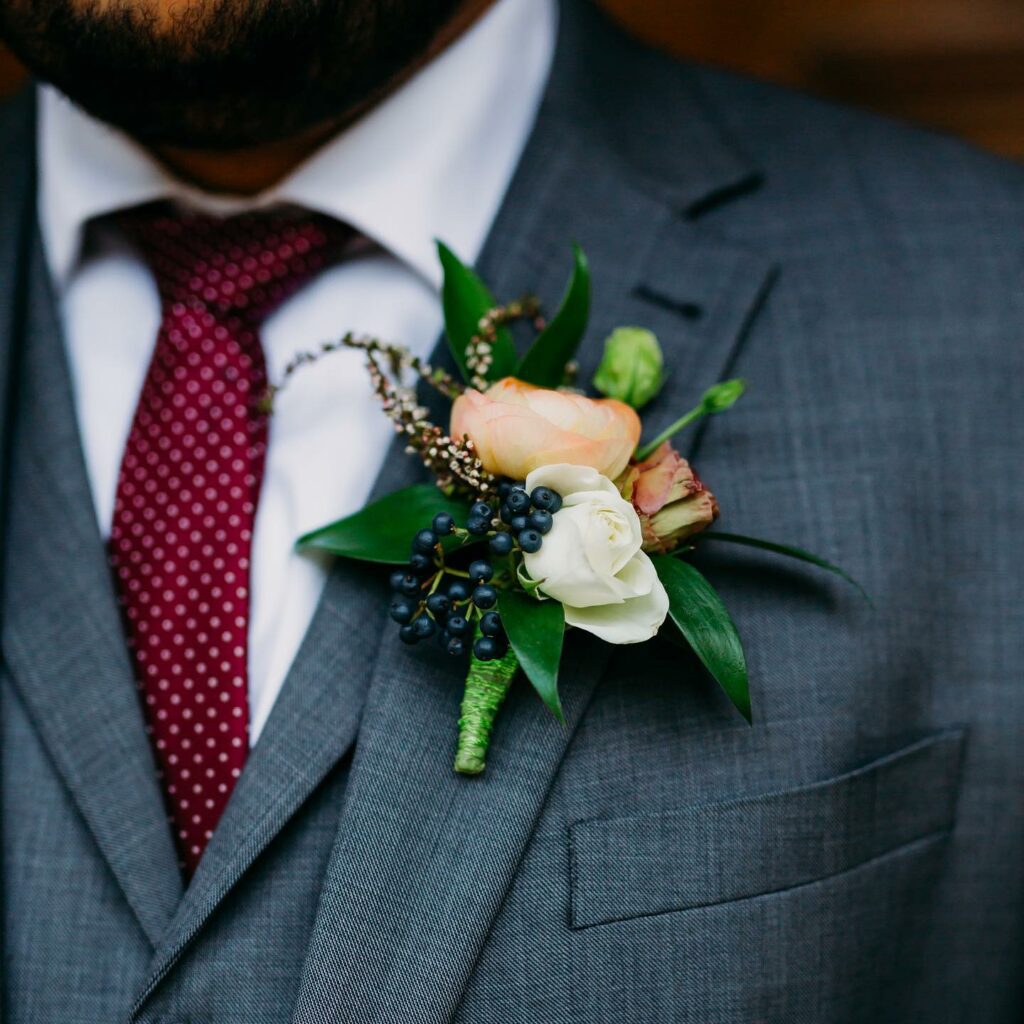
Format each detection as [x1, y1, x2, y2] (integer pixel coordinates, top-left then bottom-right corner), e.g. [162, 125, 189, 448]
[454, 644, 520, 775]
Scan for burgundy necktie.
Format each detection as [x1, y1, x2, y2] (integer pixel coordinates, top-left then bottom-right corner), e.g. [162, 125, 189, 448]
[109, 204, 350, 876]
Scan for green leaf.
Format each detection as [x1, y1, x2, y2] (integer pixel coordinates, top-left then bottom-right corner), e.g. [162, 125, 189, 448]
[652, 555, 751, 722]
[697, 532, 869, 601]
[516, 244, 591, 387]
[437, 241, 517, 384]
[297, 484, 471, 564]
[498, 588, 566, 722]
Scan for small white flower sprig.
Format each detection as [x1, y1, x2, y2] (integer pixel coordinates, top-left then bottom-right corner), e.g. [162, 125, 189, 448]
[292, 241, 864, 775]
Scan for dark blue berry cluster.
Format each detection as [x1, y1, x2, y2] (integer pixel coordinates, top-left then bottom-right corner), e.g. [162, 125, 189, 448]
[496, 480, 561, 554]
[387, 482, 561, 662]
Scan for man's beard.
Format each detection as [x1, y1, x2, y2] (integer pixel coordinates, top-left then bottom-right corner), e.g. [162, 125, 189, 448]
[0, 0, 464, 149]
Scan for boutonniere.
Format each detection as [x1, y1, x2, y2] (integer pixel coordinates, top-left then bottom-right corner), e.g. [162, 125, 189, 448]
[278, 244, 861, 775]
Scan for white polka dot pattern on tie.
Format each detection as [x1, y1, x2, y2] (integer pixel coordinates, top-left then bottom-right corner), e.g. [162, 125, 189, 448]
[109, 204, 351, 876]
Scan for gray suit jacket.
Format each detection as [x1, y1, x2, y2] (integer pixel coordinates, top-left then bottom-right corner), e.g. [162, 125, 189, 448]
[2, 2, 1023, 1021]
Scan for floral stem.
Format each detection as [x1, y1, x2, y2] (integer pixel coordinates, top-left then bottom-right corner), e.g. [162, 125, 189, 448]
[634, 406, 703, 461]
[635, 379, 747, 461]
[454, 642, 520, 775]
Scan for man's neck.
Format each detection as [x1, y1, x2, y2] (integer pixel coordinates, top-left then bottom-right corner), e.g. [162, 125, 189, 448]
[152, 0, 495, 196]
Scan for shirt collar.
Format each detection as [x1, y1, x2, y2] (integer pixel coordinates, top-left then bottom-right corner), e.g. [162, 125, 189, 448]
[38, 0, 556, 292]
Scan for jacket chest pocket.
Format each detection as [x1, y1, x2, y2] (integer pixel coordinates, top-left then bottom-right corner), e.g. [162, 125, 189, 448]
[569, 729, 966, 929]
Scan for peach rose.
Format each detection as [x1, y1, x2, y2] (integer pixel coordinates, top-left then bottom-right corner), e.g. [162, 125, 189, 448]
[450, 377, 641, 481]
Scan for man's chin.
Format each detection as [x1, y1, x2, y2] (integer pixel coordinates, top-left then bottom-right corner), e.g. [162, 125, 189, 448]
[33, 74, 346, 151]
[0, 0, 465, 148]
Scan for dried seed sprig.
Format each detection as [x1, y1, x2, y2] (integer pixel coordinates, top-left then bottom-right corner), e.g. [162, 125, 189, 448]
[365, 350, 498, 500]
[466, 296, 542, 390]
[262, 332, 464, 412]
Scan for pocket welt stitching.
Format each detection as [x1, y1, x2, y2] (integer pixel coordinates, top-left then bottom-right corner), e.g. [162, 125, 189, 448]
[568, 727, 967, 930]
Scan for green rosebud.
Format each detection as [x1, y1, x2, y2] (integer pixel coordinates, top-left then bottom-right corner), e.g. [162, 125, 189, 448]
[701, 378, 746, 414]
[592, 327, 665, 409]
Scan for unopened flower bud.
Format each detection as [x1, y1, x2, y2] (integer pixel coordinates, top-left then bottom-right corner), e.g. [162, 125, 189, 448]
[701, 378, 745, 414]
[592, 327, 665, 409]
[617, 443, 718, 553]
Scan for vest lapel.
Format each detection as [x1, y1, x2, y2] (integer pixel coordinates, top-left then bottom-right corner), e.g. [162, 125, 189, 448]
[3, 235, 185, 945]
[134, 553, 388, 1004]
[0, 91, 33, 534]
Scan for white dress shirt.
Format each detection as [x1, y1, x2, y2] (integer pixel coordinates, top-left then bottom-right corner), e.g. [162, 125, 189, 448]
[37, 0, 556, 743]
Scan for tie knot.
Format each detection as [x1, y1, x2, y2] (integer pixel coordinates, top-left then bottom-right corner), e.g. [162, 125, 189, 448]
[118, 203, 352, 324]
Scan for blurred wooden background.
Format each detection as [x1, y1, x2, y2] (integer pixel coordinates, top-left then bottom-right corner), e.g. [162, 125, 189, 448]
[4, 0, 1024, 157]
[602, 0, 1024, 157]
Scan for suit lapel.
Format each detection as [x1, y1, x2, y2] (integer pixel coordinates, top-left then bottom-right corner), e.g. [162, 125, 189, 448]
[291, 621, 608, 1024]
[2, 234, 185, 944]
[289, 4, 777, 1022]
[633, 217, 779, 459]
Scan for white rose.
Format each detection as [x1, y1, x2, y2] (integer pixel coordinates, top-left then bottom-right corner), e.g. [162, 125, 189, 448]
[522, 463, 669, 644]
